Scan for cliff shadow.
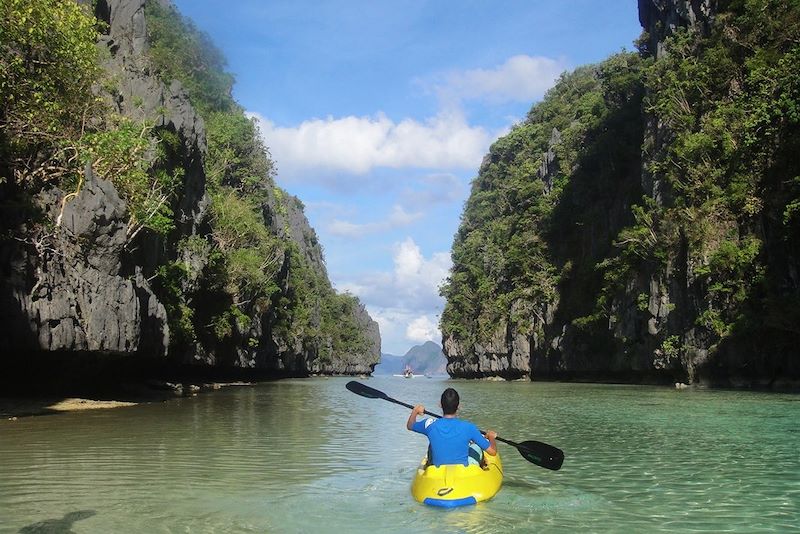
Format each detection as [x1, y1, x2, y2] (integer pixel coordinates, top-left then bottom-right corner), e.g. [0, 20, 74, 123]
[539, 57, 648, 376]
[0, 187, 49, 355]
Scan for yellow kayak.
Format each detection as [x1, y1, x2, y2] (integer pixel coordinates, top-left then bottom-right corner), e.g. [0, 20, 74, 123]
[411, 451, 503, 507]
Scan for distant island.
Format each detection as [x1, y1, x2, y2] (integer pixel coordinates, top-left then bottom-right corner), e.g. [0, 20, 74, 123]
[373, 341, 448, 376]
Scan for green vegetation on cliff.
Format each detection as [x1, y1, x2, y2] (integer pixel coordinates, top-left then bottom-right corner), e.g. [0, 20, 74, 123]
[1, 0, 180, 236]
[1, 0, 99, 166]
[441, 0, 800, 382]
[628, 1, 800, 346]
[143, 0, 371, 360]
[441, 52, 646, 348]
[1, 0, 372, 368]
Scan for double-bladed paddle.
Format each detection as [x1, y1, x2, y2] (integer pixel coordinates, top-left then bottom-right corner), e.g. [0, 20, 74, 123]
[345, 380, 564, 471]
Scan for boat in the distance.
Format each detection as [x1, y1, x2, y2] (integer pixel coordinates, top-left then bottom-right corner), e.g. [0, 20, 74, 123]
[393, 365, 415, 378]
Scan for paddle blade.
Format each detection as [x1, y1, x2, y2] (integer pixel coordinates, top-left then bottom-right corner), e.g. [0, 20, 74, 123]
[516, 440, 564, 471]
[346, 380, 388, 400]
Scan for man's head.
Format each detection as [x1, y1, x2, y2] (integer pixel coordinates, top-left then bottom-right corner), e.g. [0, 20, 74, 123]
[441, 387, 460, 415]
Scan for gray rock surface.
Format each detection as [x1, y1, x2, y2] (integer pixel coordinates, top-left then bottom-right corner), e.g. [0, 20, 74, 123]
[263, 190, 327, 277]
[1, 166, 168, 355]
[101, 0, 209, 238]
[260, 195, 380, 376]
[0, 0, 379, 383]
[638, 0, 715, 58]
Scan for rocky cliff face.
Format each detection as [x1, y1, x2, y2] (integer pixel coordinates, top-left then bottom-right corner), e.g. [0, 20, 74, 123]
[614, 0, 719, 384]
[637, 0, 716, 58]
[0, 0, 379, 386]
[258, 189, 381, 375]
[620, 0, 799, 388]
[442, 0, 800, 388]
[0, 165, 169, 356]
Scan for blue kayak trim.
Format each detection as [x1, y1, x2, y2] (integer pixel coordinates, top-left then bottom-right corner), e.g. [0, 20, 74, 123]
[423, 496, 477, 508]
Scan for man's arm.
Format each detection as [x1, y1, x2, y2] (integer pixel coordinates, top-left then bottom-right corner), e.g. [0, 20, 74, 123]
[484, 430, 497, 456]
[406, 404, 425, 431]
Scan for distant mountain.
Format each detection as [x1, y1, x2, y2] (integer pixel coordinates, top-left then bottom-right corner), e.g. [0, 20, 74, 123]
[403, 341, 448, 375]
[373, 341, 448, 376]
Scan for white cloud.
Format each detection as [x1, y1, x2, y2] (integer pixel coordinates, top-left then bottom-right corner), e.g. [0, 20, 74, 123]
[368, 308, 417, 356]
[327, 205, 423, 238]
[392, 238, 451, 308]
[336, 235, 451, 354]
[432, 54, 568, 105]
[366, 307, 442, 355]
[245, 54, 565, 183]
[247, 110, 490, 177]
[338, 236, 451, 317]
[406, 315, 441, 343]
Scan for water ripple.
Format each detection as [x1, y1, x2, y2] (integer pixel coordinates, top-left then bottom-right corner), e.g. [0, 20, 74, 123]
[1, 378, 798, 533]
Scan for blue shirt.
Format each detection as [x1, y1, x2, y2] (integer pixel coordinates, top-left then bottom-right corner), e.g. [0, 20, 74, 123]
[411, 417, 490, 466]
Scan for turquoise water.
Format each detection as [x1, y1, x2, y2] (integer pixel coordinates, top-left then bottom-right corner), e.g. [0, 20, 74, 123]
[1, 377, 798, 533]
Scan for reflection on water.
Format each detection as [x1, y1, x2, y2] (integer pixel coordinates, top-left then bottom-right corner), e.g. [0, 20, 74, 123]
[1, 377, 798, 533]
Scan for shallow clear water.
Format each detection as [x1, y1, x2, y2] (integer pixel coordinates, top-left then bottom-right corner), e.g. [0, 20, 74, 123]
[1, 377, 798, 533]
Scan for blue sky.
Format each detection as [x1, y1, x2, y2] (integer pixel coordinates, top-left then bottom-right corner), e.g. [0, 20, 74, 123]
[172, 0, 643, 355]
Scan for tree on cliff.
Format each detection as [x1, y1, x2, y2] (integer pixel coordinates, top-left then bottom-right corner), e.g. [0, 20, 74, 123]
[1, 0, 181, 237]
[1, 0, 101, 187]
[441, 0, 800, 385]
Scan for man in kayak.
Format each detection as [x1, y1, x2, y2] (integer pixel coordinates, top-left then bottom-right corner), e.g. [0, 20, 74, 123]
[406, 387, 497, 466]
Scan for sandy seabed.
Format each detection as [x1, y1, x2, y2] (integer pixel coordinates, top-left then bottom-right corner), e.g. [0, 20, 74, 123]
[1, 397, 139, 419]
[0, 381, 257, 420]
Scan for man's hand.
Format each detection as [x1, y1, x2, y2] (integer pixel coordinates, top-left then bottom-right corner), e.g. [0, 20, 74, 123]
[407, 404, 425, 430]
[486, 430, 497, 440]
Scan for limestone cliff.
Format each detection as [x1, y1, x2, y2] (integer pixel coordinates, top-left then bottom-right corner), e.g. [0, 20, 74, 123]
[441, 0, 800, 388]
[637, 0, 715, 58]
[0, 0, 379, 388]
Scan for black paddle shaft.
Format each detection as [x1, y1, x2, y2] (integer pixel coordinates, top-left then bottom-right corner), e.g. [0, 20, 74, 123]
[345, 380, 564, 471]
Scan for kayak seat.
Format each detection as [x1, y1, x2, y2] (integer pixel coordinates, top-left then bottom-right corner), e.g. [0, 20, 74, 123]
[467, 442, 483, 466]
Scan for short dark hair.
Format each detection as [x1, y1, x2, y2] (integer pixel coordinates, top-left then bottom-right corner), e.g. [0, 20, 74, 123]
[441, 388, 459, 415]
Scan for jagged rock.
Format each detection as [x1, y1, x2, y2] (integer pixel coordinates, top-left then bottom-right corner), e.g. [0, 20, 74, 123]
[263, 190, 327, 275]
[0, 166, 168, 355]
[100, 0, 209, 239]
[259, 189, 380, 375]
[539, 128, 561, 194]
[638, 0, 716, 58]
[444, 314, 531, 380]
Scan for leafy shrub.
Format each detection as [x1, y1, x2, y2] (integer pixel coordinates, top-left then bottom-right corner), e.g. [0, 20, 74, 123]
[78, 117, 181, 236]
[144, 0, 234, 115]
[205, 111, 275, 194]
[154, 262, 196, 346]
[1, 0, 102, 184]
